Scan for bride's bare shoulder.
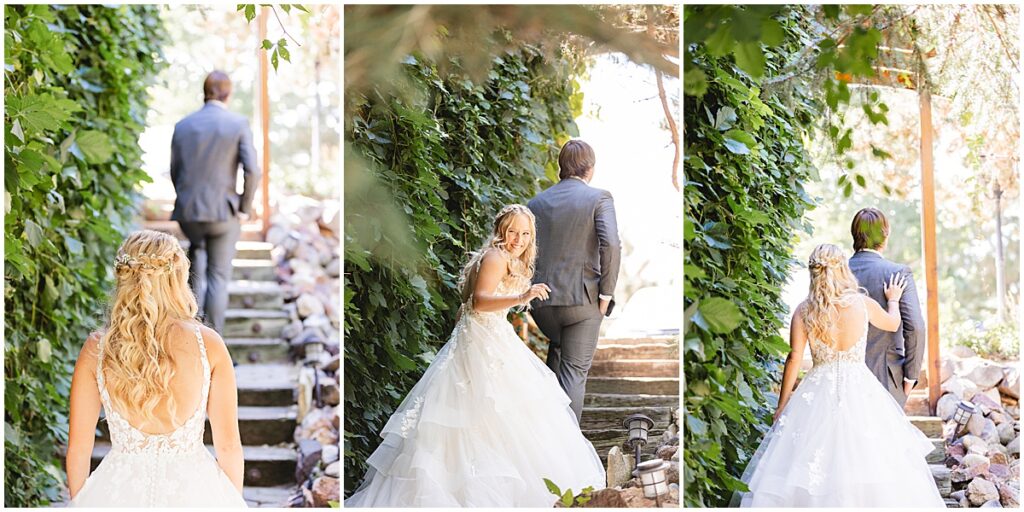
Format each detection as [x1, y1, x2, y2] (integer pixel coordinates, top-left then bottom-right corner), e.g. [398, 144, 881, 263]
[194, 324, 230, 365]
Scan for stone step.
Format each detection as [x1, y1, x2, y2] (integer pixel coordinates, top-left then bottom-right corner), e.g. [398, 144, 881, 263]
[224, 309, 289, 338]
[905, 391, 931, 416]
[236, 363, 298, 406]
[91, 443, 297, 487]
[584, 393, 679, 409]
[227, 338, 290, 365]
[229, 280, 285, 310]
[244, 485, 298, 508]
[234, 241, 274, 260]
[97, 406, 297, 446]
[586, 377, 679, 396]
[589, 359, 679, 378]
[598, 336, 678, 347]
[931, 463, 952, 498]
[580, 406, 673, 431]
[593, 342, 678, 361]
[233, 259, 277, 282]
[909, 416, 943, 438]
[927, 438, 945, 464]
[179, 240, 273, 261]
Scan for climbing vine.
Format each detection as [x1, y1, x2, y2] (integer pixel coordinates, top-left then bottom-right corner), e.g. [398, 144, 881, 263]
[4, 5, 166, 506]
[683, 5, 889, 506]
[342, 35, 584, 494]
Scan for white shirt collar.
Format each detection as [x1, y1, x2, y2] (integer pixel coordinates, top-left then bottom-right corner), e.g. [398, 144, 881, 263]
[566, 176, 589, 184]
[206, 100, 228, 109]
[858, 248, 882, 255]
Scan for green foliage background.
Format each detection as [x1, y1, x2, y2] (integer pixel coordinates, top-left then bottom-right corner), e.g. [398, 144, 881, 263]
[4, 5, 166, 506]
[683, 5, 889, 507]
[342, 39, 584, 494]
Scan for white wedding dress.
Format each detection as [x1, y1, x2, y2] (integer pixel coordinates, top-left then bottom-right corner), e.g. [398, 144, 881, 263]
[346, 275, 605, 507]
[737, 298, 944, 507]
[70, 325, 247, 507]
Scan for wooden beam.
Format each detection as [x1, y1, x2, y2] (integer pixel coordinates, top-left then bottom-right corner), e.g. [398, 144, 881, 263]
[259, 7, 271, 237]
[919, 84, 941, 415]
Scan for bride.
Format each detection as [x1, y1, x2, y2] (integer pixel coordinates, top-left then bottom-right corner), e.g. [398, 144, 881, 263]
[346, 204, 605, 507]
[66, 230, 247, 507]
[735, 244, 944, 507]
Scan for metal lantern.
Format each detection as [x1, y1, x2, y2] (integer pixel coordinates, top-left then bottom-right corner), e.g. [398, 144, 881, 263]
[624, 413, 655, 445]
[952, 400, 978, 438]
[636, 459, 671, 504]
[304, 340, 325, 365]
[623, 413, 655, 473]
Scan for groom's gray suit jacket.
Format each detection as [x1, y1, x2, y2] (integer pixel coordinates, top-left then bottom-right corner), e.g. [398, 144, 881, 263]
[528, 178, 621, 306]
[527, 178, 621, 422]
[170, 102, 261, 222]
[849, 250, 925, 408]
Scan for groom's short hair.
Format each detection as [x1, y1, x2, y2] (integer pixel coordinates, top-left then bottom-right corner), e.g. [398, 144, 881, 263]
[203, 70, 232, 102]
[558, 140, 595, 180]
[851, 207, 890, 251]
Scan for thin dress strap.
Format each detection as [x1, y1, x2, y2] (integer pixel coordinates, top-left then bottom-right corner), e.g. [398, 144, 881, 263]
[194, 325, 212, 408]
[95, 335, 112, 407]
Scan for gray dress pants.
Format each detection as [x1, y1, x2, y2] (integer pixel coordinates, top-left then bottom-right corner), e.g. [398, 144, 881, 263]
[532, 303, 604, 423]
[179, 219, 240, 333]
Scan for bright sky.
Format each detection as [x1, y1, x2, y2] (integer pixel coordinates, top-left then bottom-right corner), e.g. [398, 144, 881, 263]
[574, 53, 681, 334]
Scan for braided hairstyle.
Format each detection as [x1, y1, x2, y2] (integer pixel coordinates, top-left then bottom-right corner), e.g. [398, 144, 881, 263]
[100, 230, 198, 430]
[456, 204, 537, 306]
[804, 243, 864, 347]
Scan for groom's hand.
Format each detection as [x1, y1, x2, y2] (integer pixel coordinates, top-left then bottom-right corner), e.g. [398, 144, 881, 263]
[904, 380, 915, 396]
[599, 298, 610, 316]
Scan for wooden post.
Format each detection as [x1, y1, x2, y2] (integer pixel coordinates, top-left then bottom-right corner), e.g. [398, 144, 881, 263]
[919, 85, 941, 415]
[259, 7, 271, 237]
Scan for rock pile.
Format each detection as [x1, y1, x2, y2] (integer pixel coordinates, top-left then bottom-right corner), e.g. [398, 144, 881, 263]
[937, 346, 1019, 508]
[266, 196, 341, 507]
[591, 408, 680, 507]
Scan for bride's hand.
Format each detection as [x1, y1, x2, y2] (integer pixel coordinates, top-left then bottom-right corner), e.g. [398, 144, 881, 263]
[772, 407, 783, 423]
[883, 272, 907, 302]
[520, 283, 551, 304]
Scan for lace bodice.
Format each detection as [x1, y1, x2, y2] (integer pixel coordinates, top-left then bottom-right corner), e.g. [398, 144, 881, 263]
[807, 299, 868, 367]
[96, 325, 210, 455]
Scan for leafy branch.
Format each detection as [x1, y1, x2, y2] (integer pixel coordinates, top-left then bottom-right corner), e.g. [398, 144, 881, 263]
[237, 4, 310, 70]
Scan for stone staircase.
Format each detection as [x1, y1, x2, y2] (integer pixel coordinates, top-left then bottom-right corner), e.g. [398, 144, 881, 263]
[907, 414, 956, 506]
[88, 236, 300, 507]
[581, 336, 679, 462]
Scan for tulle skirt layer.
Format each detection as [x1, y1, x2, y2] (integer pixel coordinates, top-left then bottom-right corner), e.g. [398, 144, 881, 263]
[737, 361, 945, 508]
[346, 310, 605, 507]
[70, 448, 247, 507]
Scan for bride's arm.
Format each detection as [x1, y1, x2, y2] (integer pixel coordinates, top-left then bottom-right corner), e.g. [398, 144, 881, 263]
[67, 334, 103, 499]
[204, 327, 245, 494]
[471, 250, 548, 312]
[774, 304, 808, 422]
[865, 273, 907, 332]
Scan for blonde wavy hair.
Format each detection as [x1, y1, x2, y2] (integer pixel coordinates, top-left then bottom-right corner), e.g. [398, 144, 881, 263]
[803, 244, 864, 347]
[457, 204, 537, 305]
[100, 230, 198, 429]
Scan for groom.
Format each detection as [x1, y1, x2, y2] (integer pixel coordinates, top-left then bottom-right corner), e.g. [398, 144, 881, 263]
[848, 207, 925, 408]
[528, 139, 621, 423]
[170, 70, 261, 333]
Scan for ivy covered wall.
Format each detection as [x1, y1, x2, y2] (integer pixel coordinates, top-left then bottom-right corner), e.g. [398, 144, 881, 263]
[4, 5, 166, 506]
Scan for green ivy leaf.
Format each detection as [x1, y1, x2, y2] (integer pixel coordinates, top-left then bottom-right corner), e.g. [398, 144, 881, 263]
[699, 297, 743, 334]
[733, 41, 766, 79]
[543, 478, 561, 497]
[684, 66, 709, 97]
[561, 489, 574, 508]
[76, 130, 114, 164]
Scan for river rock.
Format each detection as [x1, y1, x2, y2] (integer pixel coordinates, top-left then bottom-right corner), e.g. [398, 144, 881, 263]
[1000, 368, 1020, 400]
[981, 499, 1003, 507]
[938, 393, 961, 421]
[297, 293, 326, 318]
[974, 392, 1004, 415]
[987, 463, 1011, 480]
[951, 345, 978, 358]
[582, 488, 628, 508]
[964, 453, 991, 468]
[606, 446, 634, 489]
[969, 478, 1000, 506]
[963, 435, 989, 455]
[970, 362, 1007, 390]
[312, 476, 339, 507]
[998, 422, 1018, 445]
[944, 377, 980, 401]
[324, 461, 339, 478]
[657, 445, 678, 461]
[1007, 436, 1019, 456]
[998, 482, 1019, 507]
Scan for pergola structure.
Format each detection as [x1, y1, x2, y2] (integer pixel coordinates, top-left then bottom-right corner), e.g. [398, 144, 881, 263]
[845, 44, 942, 414]
[258, 7, 272, 237]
